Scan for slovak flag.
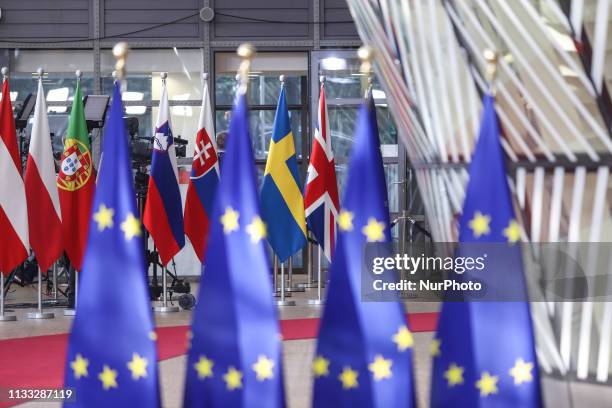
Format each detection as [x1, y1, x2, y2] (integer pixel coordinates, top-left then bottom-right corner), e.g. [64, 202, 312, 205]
[304, 80, 339, 261]
[184, 76, 219, 263]
[143, 79, 185, 266]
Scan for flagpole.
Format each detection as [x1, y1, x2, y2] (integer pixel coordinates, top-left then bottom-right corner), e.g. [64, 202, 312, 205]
[308, 246, 324, 306]
[0, 272, 17, 321]
[64, 268, 77, 316]
[26, 266, 54, 319]
[276, 261, 295, 307]
[154, 265, 179, 313]
[52, 262, 58, 301]
[303, 236, 317, 288]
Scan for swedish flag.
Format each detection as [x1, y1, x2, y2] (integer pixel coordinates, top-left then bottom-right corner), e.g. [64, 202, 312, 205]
[260, 86, 307, 262]
[63, 82, 160, 406]
[430, 94, 542, 407]
[312, 92, 415, 407]
[183, 88, 284, 407]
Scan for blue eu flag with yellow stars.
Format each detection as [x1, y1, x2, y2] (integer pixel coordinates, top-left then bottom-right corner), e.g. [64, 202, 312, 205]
[260, 85, 307, 262]
[430, 94, 542, 407]
[183, 87, 284, 407]
[312, 91, 415, 407]
[63, 82, 160, 407]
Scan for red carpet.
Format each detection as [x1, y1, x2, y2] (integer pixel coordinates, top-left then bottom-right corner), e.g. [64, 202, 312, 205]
[0, 313, 437, 406]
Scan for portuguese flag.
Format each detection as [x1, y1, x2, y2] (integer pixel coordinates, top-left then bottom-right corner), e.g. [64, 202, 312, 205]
[57, 80, 95, 270]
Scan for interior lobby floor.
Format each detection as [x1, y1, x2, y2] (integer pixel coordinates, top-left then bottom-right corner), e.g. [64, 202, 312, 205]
[2, 279, 611, 407]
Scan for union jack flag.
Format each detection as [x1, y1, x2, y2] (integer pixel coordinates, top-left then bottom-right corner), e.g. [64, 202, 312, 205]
[304, 81, 340, 261]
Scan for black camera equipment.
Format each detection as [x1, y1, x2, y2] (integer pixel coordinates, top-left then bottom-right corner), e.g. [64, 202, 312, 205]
[83, 95, 110, 132]
[173, 135, 187, 158]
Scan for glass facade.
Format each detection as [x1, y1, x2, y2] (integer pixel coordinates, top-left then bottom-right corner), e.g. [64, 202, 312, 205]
[1, 47, 419, 274]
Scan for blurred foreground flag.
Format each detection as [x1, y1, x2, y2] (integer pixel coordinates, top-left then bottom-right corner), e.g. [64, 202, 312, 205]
[183, 88, 283, 407]
[184, 75, 220, 262]
[430, 94, 541, 407]
[312, 92, 415, 407]
[64, 83, 160, 407]
[261, 84, 307, 262]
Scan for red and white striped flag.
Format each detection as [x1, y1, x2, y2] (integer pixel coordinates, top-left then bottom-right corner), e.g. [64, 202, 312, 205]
[25, 78, 63, 272]
[0, 77, 29, 272]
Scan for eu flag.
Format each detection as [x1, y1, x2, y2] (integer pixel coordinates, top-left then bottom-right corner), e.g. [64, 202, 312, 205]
[64, 82, 160, 406]
[260, 86, 307, 262]
[312, 92, 415, 407]
[183, 89, 284, 407]
[430, 94, 542, 407]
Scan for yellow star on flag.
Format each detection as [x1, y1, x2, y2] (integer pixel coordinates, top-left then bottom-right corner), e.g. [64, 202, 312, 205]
[392, 325, 414, 351]
[223, 367, 243, 390]
[70, 353, 89, 379]
[246, 216, 267, 243]
[221, 207, 240, 234]
[337, 210, 354, 231]
[312, 355, 330, 378]
[194, 356, 214, 379]
[469, 211, 491, 238]
[127, 353, 148, 380]
[368, 355, 392, 381]
[93, 204, 114, 231]
[338, 367, 358, 390]
[509, 358, 534, 385]
[362, 217, 385, 242]
[120, 213, 142, 240]
[430, 339, 441, 357]
[476, 371, 499, 396]
[252, 355, 274, 381]
[444, 363, 464, 387]
[98, 365, 118, 390]
[503, 219, 521, 244]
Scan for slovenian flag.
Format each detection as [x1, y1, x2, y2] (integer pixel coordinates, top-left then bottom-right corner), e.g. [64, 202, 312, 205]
[143, 78, 185, 266]
[184, 75, 219, 263]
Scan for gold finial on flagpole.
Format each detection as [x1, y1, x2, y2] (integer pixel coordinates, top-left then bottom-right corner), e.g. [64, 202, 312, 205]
[75, 69, 82, 84]
[36, 67, 44, 81]
[484, 49, 499, 94]
[279, 74, 285, 88]
[358, 45, 374, 97]
[1, 67, 8, 82]
[113, 41, 129, 91]
[236, 43, 255, 94]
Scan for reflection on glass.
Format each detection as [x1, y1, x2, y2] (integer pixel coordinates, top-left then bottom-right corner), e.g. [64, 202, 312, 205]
[215, 75, 303, 106]
[100, 48, 203, 100]
[215, 110, 303, 160]
[327, 106, 398, 162]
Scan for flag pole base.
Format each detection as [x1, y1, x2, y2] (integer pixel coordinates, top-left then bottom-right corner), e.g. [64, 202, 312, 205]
[307, 299, 325, 306]
[63, 309, 76, 316]
[276, 300, 296, 307]
[26, 311, 55, 319]
[285, 286, 305, 293]
[0, 315, 17, 322]
[154, 305, 179, 313]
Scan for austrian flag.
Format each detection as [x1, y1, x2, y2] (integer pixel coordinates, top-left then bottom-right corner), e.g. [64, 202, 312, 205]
[0, 75, 28, 273]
